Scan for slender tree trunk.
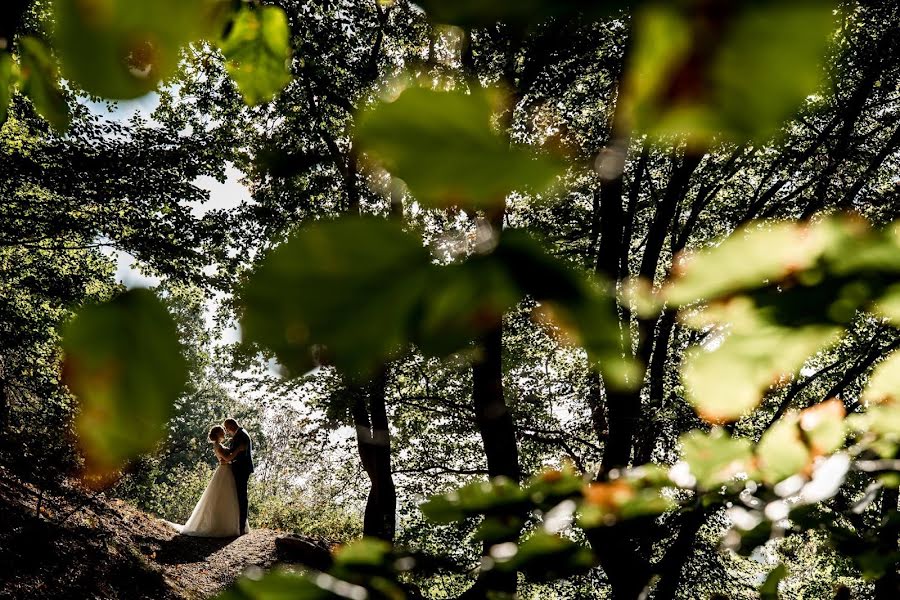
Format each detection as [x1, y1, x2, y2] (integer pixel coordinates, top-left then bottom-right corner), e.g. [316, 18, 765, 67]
[875, 487, 900, 600]
[462, 323, 522, 598]
[351, 368, 397, 541]
[634, 310, 677, 465]
[653, 509, 709, 600]
[0, 377, 9, 434]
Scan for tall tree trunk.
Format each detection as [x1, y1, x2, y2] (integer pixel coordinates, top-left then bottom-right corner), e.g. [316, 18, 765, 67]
[472, 326, 520, 483]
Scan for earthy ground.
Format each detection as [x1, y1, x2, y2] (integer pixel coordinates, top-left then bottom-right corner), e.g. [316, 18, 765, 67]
[0, 467, 305, 599]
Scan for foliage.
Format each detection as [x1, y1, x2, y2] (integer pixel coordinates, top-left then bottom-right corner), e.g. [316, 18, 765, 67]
[6, 0, 900, 599]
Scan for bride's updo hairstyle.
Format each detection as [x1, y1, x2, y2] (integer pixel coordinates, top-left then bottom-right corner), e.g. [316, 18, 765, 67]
[208, 425, 225, 443]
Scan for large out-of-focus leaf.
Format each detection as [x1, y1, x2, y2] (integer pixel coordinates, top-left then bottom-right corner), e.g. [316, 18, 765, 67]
[218, 568, 334, 600]
[219, 5, 292, 106]
[664, 220, 831, 307]
[239, 218, 433, 376]
[417, 257, 522, 356]
[624, 0, 837, 144]
[413, 0, 630, 27]
[0, 52, 12, 128]
[61, 289, 188, 479]
[682, 323, 840, 423]
[680, 428, 754, 489]
[667, 215, 900, 422]
[17, 37, 71, 132]
[861, 348, 900, 406]
[756, 415, 811, 485]
[355, 87, 563, 210]
[52, 0, 225, 99]
[420, 476, 526, 523]
[491, 531, 595, 581]
[496, 230, 639, 389]
[847, 403, 900, 458]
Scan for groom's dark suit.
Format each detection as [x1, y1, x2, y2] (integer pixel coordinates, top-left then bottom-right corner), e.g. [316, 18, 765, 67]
[229, 428, 254, 534]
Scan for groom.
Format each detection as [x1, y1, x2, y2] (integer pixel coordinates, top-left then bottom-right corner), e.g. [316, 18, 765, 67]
[223, 418, 254, 535]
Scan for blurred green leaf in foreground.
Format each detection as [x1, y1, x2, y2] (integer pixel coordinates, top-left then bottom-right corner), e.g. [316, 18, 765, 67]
[61, 288, 188, 483]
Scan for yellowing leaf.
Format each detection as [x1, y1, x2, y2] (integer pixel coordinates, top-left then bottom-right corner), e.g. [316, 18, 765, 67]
[665, 220, 831, 307]
[798, 399, 845, 456]
[756, 415, 811, 484]
[682, 323, 840, 423]
[680, 428, 755, 489]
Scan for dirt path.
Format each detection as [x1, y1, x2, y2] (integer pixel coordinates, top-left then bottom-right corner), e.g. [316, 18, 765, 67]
[0, 470, 308, 599]
[151, 525, 282, 598]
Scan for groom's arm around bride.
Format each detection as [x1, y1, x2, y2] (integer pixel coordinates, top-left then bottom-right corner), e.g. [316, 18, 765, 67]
[223, 418, 254, 535]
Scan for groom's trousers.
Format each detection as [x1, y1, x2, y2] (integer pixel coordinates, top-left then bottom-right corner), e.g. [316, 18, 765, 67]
[233, 469, 250, 533]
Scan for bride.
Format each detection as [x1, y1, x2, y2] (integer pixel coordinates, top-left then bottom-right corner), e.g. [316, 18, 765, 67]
[168, 425, 248, 537]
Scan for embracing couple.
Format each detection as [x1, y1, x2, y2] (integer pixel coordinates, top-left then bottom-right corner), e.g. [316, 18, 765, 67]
[170, 418, 254, 538]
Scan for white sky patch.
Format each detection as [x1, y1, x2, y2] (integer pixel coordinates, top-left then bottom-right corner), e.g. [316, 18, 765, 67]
[194, 163, 252, 216]
[84, 93, 161, 123]
[109, 248, 162, 289]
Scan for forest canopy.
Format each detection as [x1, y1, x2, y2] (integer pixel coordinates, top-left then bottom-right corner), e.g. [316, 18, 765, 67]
[3, 0, 900, 599]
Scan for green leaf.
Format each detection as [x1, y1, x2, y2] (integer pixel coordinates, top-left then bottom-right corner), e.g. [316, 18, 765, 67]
[756, 415, 811, 485]
[679, 428, 754, 489]
[491, 531, 595, 581]
[579, 478, 671, 527]
[625, 0, 837, 144]
[416, 258, 521, 357]
[847, 404, 900, 458]
[218, 568, 334, 600]
[760, 564, 788, 600]
[420, 477, 526, 523]
[239, 217, 432, 376]
[664, 220, 832, 307]
[524, 466, 585, 510]
[682, 322, 840, 423]
[0, 51, 12, 128]
[17, 37, 71, 132]
[219, 5, 292, 105]
[52, 0, 225, 99]
[355, 87, 563, 210]
[493, 230, 639, 389]
[61, 289, 188, 478]
[861, 348, 900, 406]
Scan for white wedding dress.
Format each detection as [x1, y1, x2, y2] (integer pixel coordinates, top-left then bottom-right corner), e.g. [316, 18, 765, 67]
[168, 443, 249, 537]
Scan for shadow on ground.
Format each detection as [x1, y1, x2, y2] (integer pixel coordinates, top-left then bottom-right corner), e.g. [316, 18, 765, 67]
[136, 533, 236, 565]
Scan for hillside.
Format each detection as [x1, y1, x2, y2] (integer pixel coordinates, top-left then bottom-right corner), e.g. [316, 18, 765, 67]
[0, 467, 310, 599]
